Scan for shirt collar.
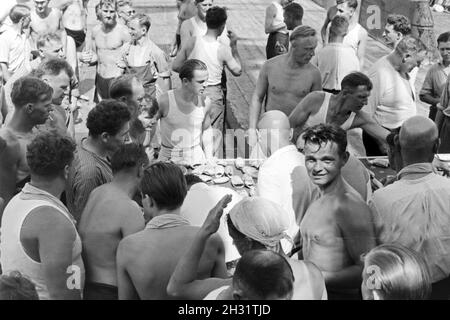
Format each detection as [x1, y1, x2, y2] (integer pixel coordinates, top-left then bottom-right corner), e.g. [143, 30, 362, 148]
[268, 144, 298, 160]
[397, 163, 434, 180]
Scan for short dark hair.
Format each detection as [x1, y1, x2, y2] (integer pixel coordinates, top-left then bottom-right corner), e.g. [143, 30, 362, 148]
[284, 3, 303, 22]
[179, 59, 208, 81]
[111, 143, 149, 174]
[109, 74, 136, 100]
[205, 6, 227, 29]
[128, 13, 151, 31]
[140, 162, 188, 211]
[233, 250, 294, 300]
[9, 4, 30, 24]
[437, 31, 450, 45]
[36, 33, 62, 50]
[386, 14, 411, 36]
[11, 76, 53, 109]
[86, 100, 131, 138]
[395, 35, 427, 55]
[302, 124, 348, 157]
[290, 25, 316, 42]
[341, 72, 373, 91]
[27, 132, 76, 178]
[0, 271, 39, 300]
[30, 58, 74, 79]
[330, 15, 349, 37]
[185, 173, 203, 188]
[345, 0, 358, 9]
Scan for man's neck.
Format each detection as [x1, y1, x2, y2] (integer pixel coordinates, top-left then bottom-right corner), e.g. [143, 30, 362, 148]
[179, 87, 197, 103]
[135, 35, 148, 46]
[205, 29, 219, 40]
[268, 140, 291, 157]
[287, 53, 307, 69]
[320, 175, 345, 195]
[328, 36, 344, 44]
[8, 112, 35, 133]
[154, 208, 181, 217]
[110, 175, 138, 199]
[30, 179, 62, 199]
[387, 52, 407, 76]
[196, 13, 206, 23]
[102, 21, 117, 33]
[83, 136, 110, 159]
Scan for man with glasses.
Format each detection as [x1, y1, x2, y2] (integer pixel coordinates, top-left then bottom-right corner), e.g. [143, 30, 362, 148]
[0, 4, 32, 83]
[117, 0, 135, 26]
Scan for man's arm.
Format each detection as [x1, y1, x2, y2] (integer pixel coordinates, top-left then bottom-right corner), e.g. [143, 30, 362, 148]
[210, 233, 228, 279]
[353, 111, 390, 147]
[419, 68, 441, 106]
[167, 195, 232, 300]
[58, 11, 68, 57]
[120, 205, 145, 238]
[172, 37, 195, 73]
[117, 240, 140, 300]
[0, 137, 19, 218]
[179, 19, 192, 50]
[288, 92, 319, 143]
[222, 32, 242, 77]
[29, 207, 82, 299]
[357, 29, 368, 70]
[324, 199, 376, 289]
[202, 97, 214, 159]
[249, 63, 269, 130]
[310, 68, 322, 93]
[265, 4, 285, 34]
[320, 9, 333, 44]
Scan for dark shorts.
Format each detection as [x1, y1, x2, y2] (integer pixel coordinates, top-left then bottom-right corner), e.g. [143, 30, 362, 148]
[266, 32, 289, 60]
[65, 28, 86, 48]
[94, 73, 114, 102]
[438, 116, 450, 153]
[84, 282, 118, 300]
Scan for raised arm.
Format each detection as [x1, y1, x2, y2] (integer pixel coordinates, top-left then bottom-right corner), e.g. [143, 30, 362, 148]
[179, 19, 192, 50]
[357, 29, 368, 70]
[167, 195, 232, 300]
[321, 9, 333, 44]
[249, 63, 269, 130]
[222, 32, 242, 77]
[172, 36, 195, 73]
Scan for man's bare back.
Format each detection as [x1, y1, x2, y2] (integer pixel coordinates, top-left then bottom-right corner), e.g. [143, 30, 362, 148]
[117, 226, 225, 300]
[92, 23, 130, 78]
[61, 0, 86, 30]
[260, 55, 321, 116]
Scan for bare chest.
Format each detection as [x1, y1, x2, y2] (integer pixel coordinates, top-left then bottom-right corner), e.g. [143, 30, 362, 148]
[95, 30, 126, 50]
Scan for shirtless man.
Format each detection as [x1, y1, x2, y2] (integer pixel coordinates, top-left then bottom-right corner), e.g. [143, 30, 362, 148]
[300, 124, 376, 300]
[249, 25, 321, 133]
[80, 0, 130, 102]
[116, 162, 227, 299]
[30, 0, 67, 56]
[158, 59, 214, 164]
[0, 77, 53, 218]
[79, 143, 148, 300]
[171, 0, 197, 57]
[320, 0, 344, 44]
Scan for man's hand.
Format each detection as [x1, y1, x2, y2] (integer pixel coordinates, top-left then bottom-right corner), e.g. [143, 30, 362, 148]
[433, 156, 450, 177]
[201, 195, 232, 236]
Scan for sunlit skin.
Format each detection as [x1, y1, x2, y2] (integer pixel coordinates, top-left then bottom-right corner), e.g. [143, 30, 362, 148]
[184, 69, 209, 96]
[438, 41, 450, 66]
[383, 23, 401, 47]
[31, 97, 54, 124]
[291, 36, 318, 65]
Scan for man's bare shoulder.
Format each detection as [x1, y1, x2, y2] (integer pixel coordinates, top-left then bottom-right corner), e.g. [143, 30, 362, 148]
[265, 54, 287, 68]
[0, 128, 21, 160]
[303, 91, 325, 104]
[92, 24, 102, 36]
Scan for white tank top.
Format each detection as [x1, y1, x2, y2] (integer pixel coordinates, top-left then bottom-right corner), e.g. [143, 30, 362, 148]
[0, 190, 85, 300]
[159, 90, 205, 162]
[343, 23, 363, 53]
[271, 2, 288, 34]
[189, 17, 230, 45]
[189, 36, 222, 86]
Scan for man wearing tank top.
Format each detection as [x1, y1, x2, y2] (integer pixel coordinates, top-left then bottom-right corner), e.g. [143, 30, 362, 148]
[335, 0, 367, 69]
[173, 6, 242, 146]
[157, 59, 215, 164]
[265, 0, 293, 59]
[0, 132, 85, 300]
[179, 0, 230, 49]
[30, 0, 67, 55]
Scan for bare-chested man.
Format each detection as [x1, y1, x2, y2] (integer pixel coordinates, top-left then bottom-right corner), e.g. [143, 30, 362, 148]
[30, 0, 67, 56]
[80, 0, 130, 102]
[249, 25, 321, 132]
[116, 162, 227, 299]
[0, 77, 53, 218]
[79, 143, 148, 300]
[300, 124, 376, 300]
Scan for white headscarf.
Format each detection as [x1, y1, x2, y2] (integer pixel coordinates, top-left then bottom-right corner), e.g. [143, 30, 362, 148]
[229, 197, 293, 251]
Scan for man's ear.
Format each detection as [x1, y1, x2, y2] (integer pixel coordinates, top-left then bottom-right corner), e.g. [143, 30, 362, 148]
[63, 165, 70, 180]
[342, 151, 350, 166]
[25, 103, 34, 114]
[119, 96, 128, 104]
[232, 288, 244, 300]
[100, 132, 110, 143]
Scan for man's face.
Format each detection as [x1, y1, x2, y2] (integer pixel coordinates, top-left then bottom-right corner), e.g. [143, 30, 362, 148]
[34, 0, 49, 14]
[336, 2, 354, 20]
[186, 69, 208, 95]
[128, 19, 146, 41]
[438, 41, 450, 65]
[343, 85, 371, 112]
[118, 4, 135, 23]
[101, 5, 117, 26]
[106, 121, 131, 152]
[198, 0, 213, 17]
[304, 141, 347, 188]
[30, 96, 53, 124]
[40, 40, 65, 59]
[291, 36, 317, 65]
[129, 79, 146, 118]
[43, 71, 71, 106]
[283, 12, 296, 31]
[383, 23, 401, 47]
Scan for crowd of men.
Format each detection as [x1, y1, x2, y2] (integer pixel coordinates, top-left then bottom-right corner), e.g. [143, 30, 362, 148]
[0, 0, 449, 300]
